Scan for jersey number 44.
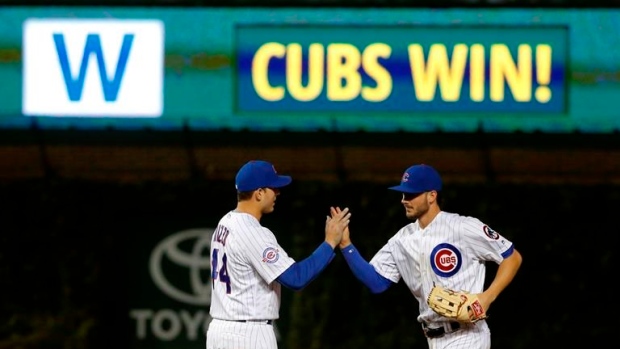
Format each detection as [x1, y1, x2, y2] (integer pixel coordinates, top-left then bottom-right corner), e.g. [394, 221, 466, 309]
[211, 248, 231, 293]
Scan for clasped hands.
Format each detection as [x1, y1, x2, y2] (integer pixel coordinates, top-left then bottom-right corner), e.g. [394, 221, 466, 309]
[324, 206, 352, 249]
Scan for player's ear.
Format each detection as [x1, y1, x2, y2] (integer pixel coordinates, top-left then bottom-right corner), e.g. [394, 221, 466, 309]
[254, 188, 265, 201]
[427, 191, 437, 204]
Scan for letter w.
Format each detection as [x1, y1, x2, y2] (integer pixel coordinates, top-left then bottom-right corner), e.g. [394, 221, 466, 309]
[53, 33, 134, 102]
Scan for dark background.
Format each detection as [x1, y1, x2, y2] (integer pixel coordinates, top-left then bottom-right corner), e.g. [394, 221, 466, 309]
[1, 131, 616, 349]
[0, 0, 617, 348]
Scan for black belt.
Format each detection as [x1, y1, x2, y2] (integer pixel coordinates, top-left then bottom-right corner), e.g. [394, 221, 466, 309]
[422, 321, 460, 338]
[234, 320, 273, 325]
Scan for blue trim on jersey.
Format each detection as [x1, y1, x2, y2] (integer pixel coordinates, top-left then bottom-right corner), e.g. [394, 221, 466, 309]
[501, 244, 515, 259]
[340, 244, 393, 294]
[277, 241, 335, 291]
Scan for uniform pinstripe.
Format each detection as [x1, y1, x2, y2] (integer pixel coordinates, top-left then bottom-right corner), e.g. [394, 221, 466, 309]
[208, 159, 351, 349]
[207, 319, 277, 349]
[207, 210, 295, 349]
[427, 323, 490, 349]
[369, 211, 512, 349]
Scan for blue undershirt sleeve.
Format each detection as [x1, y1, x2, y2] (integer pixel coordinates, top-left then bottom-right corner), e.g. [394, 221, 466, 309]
[340, 244, 393, 294]
[277, 241, 336, 291]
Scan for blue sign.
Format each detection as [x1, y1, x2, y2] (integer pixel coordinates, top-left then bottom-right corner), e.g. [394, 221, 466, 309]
[237, 25, 568, 113]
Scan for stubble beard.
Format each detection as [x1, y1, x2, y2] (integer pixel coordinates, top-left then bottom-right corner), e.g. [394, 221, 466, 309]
[405, 205, 428, 221]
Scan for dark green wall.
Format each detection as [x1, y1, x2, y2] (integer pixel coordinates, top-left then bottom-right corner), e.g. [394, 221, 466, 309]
[0, 179, 613, 348]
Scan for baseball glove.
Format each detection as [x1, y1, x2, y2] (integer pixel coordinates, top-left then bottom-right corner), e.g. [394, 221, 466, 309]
[427, 285, 487, 323]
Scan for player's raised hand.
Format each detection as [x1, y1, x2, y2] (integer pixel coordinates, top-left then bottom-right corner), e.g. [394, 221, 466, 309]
[324, 207, 351, 248]
[330, 206, 351, 249]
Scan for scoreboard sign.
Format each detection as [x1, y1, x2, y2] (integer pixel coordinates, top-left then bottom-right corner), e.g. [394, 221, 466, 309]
[236, 25, 568, 113]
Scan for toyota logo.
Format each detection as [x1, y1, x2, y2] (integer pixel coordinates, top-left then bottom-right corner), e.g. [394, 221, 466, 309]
[149, 229, 214, 306]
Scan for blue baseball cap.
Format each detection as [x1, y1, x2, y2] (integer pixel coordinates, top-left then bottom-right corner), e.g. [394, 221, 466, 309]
[388, 164, 442, 194]
[235, 160, 292, 192]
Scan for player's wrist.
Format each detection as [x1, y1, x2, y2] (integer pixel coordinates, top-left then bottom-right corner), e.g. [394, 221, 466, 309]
[324, 239, 338, 249]
[338, 241, 352, 249]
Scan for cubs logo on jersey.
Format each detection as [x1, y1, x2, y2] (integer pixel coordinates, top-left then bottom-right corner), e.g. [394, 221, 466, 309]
[262, 247, 280, 263]
[483, 225, 500, 240]
[430, 243, 462, 277]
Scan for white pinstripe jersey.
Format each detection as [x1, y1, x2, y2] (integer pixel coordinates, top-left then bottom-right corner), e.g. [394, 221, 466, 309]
[209, 211, 295, 321]
[369, 211, 514, 327]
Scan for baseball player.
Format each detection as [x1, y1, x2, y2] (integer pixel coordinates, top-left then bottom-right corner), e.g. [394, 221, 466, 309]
[333, 164, 522, 349]
[206, 160, 351, 349]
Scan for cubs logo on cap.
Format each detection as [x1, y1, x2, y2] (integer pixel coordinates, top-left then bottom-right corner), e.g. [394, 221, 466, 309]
[388, 164, 442, 194]
[235, 160, 292, 192]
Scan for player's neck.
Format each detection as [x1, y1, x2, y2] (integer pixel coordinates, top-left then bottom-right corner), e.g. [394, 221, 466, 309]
[235, 202, 263, 221]
[418, 207, 441, 230]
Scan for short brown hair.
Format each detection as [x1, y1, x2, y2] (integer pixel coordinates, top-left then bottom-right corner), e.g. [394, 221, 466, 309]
[237, 190, 254, 201]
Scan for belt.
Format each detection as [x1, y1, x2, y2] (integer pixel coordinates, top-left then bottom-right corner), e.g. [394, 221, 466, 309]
[234, 320, 273, 325]
[421, 321, 461, 338]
